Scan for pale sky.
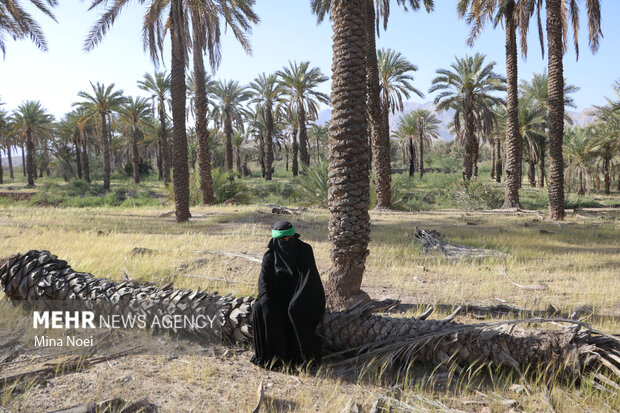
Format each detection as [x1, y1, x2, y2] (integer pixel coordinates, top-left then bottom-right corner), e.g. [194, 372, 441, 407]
[1, 0, 619, 120]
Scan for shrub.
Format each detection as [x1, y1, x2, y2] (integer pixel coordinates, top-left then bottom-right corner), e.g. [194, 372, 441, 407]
[443, 180, 503, 210]
[294, 161, 328, 208]
[211, 168, 252, 204]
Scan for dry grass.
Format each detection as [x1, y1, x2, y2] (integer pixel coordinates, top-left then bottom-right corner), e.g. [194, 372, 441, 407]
[1, 204, 619, 411]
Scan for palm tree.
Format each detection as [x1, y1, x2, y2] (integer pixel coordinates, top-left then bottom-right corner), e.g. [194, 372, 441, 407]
[231, 131, 245, 176]
[391, 114, 418, 177]
[189, 1, 257, 202]
[519, 72, 579, 188]
[517, 98, 547, 187]
[0, 0, 57, 56]
[138, 72, 171, 185]
[277, 61, 330, 167]
[407, 109, 440, 178]
[312, 0, 433, 211]
[430, 54, 505, 181]
[73, 82, 125, 190]
[591, 106, 620, 194]
[324, 0, 371, 309]
[374, 48, 424, 205]
[519, 72, 579, 116]
[187, 71, 217, 203]
[543, 0, 602, 220]
[0, 109, 8, 183]
[457, 0, 537, 208]
[285, 108, 300, 176]
[118, 97, 152, 184]
[211, 80, 250, 173]
[249, 73, 285, 181]
[308, 123, 329, 163]
[10, 101, 54, 186]
[564, 126, 594, 195]
[57, 111, 83, 180]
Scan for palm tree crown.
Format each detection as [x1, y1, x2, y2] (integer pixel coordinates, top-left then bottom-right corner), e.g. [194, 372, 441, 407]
[11, 101, 54, 186]
[212, 80, 250, 172]
[277, 61, 329, 166]
[377, 48, 423, 114]
[0, 0, 58, 55]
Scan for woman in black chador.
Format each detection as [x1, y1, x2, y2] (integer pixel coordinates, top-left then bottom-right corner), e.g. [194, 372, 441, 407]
[250, 221, 326, 369]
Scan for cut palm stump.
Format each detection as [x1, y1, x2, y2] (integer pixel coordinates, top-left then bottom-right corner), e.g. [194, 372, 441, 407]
[1, 251, 619, 389]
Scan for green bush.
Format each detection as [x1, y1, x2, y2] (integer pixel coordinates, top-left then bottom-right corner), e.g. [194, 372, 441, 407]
[211, 168, 252, 204]
[294, 161, 328, 208]
[443, 180, 503, 210]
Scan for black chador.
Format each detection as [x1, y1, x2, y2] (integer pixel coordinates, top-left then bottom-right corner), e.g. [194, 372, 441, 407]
[251, 221, 326, 368]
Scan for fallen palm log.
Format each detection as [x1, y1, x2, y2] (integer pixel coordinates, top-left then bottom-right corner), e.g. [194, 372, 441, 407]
[413, 228, 507, 259]
[1, 251, 619, 387]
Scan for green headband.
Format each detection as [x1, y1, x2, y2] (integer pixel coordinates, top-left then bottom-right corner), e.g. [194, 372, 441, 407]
[272, 227, 295, 239]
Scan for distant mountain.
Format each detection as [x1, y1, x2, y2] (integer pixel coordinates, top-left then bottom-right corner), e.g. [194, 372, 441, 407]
[567, 107, 597, 127]
[317, 101, 456, 141]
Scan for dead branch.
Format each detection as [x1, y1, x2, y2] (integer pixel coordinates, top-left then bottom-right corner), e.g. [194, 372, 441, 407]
[413, 228, 507, 259]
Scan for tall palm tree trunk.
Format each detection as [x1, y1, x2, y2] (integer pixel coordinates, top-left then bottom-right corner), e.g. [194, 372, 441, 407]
[157, 141, 163, 181]
[463, 108, 475, 180]
[25, 130, 35, 186]
[326, 0, 371, 309]
[0, 147, 3, 184]
[7, 144, 14, 179]
[546, 0, 566, 220]
[578, 169, 585, 195]
[21, 143, 26, 177]
[408, 137, 416, 177]
[265, 108, 274, 180]
[529, 155, 536, 187]
[502, 0, 522, 207]
[131, 128, 140, 184]
[539, 146, 545, 188]
[315, 134, 320, 163]
[159, 104, 170, 186]
[603, 158, 610, 194]
[192, 19, 214, 205]
[73, 132, 82, 179]
[472, 138, 479, 179]
[99, 112, 111, 190]
[224, 112, 233, 172]
[258, 134, 266, 177]
[366, 0, 392, 209]
[235, 147, 242, 175]
[170, 0, 191, 222]
[298, 100, 310, 166]
[292, 128, 299, 177]
[3, 250, 619, 386]
[491, 138, 496, 180]
[418, 128, 424, 179]
[81, 131, 91, 183]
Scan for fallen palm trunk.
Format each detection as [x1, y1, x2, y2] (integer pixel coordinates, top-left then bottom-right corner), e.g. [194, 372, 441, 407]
[1, 251, 619, 386]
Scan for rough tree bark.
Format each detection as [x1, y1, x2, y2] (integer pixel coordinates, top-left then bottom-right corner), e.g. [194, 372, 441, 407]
[1, 251, 618, 387]
[326, 0, 371, 309]
[546, 0, 566, 220]
[170, 0, 191, 222]
[192, 15, 215, 205]
[502, 0, 522, 208]
[265, 108, 274, 181]
[366, 0, 392, 210]
[25, 130, 35, 186]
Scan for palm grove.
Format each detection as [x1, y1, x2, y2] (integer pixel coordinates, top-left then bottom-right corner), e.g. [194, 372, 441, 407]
[1, 0, 618, 307]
